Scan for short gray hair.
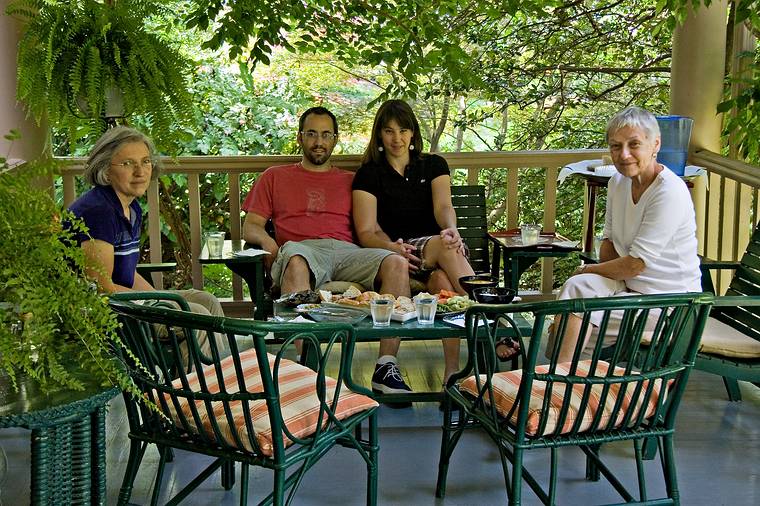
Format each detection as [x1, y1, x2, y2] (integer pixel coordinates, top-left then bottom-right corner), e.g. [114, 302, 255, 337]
[84, 126, 162, 186]
[606, 106, 660, 143]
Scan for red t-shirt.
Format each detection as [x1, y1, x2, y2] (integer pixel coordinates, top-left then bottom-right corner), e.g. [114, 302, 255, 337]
[242, 163, 355, 245]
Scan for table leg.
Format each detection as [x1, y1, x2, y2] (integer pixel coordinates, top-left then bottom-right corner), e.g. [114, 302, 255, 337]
[227, 260, 268, 320]
[584, 183, 599, 253]
[491, 244, 502, 284]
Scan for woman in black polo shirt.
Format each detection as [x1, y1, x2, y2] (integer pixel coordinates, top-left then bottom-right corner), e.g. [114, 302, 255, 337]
[353, 99, 476, 383]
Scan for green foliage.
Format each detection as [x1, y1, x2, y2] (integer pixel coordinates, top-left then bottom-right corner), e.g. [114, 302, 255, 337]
[0, 157, 139, 395]
[7, 0, 195, 153]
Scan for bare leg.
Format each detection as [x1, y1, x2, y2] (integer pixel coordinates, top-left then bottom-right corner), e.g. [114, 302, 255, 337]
[279, 255, 311, 355]
[422, 236, 475, 293]
[546, 313, 592, 362]
[280, 255, 311, 294]
[375, 254, 409, 358]
[427, 270, 460, 384]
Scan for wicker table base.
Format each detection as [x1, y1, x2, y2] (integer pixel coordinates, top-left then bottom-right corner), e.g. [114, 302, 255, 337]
[0, 372, 118, 505]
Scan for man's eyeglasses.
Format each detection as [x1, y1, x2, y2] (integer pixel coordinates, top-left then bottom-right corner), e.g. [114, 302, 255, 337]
[301, 131, 338, 141]
[111, 158, 154, 170]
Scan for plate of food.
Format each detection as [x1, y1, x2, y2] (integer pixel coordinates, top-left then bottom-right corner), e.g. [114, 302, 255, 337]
[435, 290, 476, 316]
[318, 286, 417, 322]
[304, 306, 368, 324]
[295, 303, 323, 313]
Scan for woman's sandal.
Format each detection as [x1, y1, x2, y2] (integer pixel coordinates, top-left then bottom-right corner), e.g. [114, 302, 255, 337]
[495, 337, 520, 362]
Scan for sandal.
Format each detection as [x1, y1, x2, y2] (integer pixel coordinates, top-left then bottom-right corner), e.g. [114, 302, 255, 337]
[495, 337, 520, 362]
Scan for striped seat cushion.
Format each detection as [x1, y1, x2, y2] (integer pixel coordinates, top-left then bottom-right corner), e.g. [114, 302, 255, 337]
[162, 349, 378, 456]
[459, 360, 665, 437]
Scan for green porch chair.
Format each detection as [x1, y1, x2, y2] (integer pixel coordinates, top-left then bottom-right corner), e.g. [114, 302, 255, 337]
[109, 292, 379, 506]
[436, 292, 713, 505]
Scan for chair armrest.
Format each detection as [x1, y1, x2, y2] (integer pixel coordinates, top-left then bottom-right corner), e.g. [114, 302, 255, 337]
[136, 262, 176, 276]
[699, 255, 740, 271]
[109, 291, 191, 311]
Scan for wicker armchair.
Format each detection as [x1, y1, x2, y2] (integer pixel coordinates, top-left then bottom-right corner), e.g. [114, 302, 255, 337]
[436, 292, 713, 505]
[109, 292, 378, 505]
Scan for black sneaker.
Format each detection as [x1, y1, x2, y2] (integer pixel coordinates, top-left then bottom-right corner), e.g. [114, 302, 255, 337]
[371, 362, 413, 394]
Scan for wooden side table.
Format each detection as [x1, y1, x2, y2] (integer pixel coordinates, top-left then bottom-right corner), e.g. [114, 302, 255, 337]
[489, 231, 580, 291]
[0, 371, 118, 505]
[199, 239, 270, 319]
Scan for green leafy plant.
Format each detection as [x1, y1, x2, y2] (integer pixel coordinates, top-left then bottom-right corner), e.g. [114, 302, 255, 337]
[6, 0, 195, 152]
[0, 154, 139, 395]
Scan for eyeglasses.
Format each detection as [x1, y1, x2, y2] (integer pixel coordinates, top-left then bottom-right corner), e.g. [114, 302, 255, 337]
[111, 158, 154, 170]
[300, 131, 338, 141]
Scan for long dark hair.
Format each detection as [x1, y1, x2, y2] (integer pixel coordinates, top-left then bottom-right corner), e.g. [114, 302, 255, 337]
[362, 99, 423, 165]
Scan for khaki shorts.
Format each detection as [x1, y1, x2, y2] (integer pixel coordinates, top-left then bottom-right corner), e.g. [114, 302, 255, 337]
[271, 239, 395, 290]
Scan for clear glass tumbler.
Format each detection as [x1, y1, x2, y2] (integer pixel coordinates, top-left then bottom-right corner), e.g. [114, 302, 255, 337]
[370, 299, 393, 327]
[206, 232, 225, 258]
[415, 296, 438, 325]
[520, 224, 541, 245]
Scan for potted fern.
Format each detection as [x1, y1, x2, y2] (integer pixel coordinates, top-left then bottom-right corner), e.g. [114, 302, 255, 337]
[6, 0, 195, 151]
[0, 144, 137, 394]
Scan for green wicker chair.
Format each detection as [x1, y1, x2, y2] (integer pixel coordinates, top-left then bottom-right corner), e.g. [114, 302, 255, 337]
[109, 292, 379, 506]
[436, 292, 713, 505]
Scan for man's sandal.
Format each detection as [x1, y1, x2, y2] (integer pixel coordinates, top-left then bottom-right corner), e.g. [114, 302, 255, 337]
[495, 337, 520, 362]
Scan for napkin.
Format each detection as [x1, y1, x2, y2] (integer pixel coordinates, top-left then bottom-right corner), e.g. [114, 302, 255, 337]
[442, 314, 494, 328]
[233, 248, 270, 258]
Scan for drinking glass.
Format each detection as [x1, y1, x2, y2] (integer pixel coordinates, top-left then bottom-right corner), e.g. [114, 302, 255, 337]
[205, 232, 225, 258]
[415, 296, 438, 325]
[370, 299, 393, 327]
[594, 235, 604, 258]
[520, 224, 541, 246]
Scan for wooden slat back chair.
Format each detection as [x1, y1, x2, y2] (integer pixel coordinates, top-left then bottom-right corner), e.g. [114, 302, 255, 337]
[436, 292, 713, 506]
[694, 224, 760, 401]
[243, 184, 492, 316]
[109, 292, 379, 506]
[451, 185, 490, 274]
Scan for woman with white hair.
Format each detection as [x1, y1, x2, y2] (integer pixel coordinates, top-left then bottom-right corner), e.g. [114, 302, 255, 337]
[552, 106, 702, 361]
[68, 126, 225, 364]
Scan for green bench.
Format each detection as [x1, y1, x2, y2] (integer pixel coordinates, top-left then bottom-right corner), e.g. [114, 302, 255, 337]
[695, 226, 760, 401]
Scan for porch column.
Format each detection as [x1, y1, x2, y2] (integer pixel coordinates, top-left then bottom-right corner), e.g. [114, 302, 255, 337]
[0, 1, 47, 164]
[669, 0, 728, 289]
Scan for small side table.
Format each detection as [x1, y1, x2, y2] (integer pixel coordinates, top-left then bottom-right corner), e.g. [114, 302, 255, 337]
[489, 231, 580, 291]
[0, 371, 118, 505]
[199, 239, 270, 319]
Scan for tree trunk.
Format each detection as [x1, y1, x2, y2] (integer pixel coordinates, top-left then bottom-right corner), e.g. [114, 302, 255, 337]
[429, 94, 450, 152]
[158, 178, 193, 288]
[455, 96, 466, 152]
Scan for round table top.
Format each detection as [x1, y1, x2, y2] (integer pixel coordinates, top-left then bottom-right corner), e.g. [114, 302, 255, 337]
[0, 370, 118, 429]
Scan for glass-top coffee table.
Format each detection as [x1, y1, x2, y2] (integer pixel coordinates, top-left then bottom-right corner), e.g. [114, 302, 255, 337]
[271, 307, 532, 405]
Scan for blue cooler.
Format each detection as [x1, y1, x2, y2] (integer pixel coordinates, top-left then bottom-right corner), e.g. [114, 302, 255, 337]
[656, 115, 693, 176]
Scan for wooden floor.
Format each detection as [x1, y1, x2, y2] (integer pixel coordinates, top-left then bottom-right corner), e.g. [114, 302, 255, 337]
[2, 341, 760, 505]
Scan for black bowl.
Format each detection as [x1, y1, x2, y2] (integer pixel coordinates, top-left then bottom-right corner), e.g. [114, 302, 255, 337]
[472, 286, 516, 304]
[458, 275, 498, 299]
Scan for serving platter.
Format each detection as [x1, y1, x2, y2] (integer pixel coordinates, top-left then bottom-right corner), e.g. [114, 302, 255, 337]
[321, 302, 418, 322]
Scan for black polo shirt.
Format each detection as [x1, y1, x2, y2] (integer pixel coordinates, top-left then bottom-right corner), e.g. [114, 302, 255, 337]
[352, 153, 450, 241]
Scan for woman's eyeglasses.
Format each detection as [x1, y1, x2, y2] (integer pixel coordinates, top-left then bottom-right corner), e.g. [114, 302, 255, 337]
[111, 158, 154, 170]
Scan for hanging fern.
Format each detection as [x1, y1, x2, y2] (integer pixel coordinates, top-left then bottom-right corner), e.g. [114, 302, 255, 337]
[7, 0, 195, 153]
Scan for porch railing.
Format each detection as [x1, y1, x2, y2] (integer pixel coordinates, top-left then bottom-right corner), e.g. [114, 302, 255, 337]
[57, 148, 759, 306]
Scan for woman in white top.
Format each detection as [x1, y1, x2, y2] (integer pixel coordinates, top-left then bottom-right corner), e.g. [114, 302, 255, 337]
[552, 106, 701, 361]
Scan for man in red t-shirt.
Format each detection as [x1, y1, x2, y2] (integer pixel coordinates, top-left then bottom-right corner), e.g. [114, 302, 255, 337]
[242, 107, 414, 398]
